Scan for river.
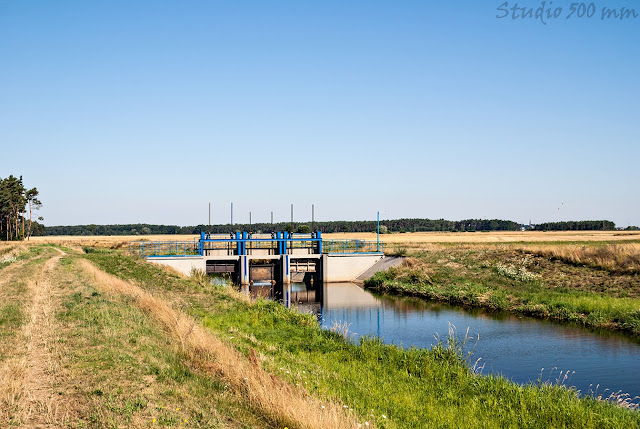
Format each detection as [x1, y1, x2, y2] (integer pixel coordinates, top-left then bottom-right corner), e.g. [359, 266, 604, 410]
[279, 281, 640, 405]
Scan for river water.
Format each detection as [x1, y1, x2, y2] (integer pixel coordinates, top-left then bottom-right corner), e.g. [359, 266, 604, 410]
[280, 282, 640, 404]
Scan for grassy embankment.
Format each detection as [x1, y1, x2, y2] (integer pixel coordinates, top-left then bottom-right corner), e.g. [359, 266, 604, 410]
[82, 249, 640, 428]
[1, 246, 263, 427]
[366, 242, 640, 336]
[1, 245, 355, 428]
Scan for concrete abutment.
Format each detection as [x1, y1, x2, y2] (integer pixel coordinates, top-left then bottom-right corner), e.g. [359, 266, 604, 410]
[147, 253, 384, 284]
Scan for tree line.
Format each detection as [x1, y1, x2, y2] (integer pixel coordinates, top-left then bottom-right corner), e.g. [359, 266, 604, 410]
[0, 175, 43, 241]
[44, 218, 525, 236]
[534, 220, 616, 231]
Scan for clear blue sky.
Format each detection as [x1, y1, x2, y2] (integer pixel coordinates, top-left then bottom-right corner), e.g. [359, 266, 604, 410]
[1, 1, 638, 227]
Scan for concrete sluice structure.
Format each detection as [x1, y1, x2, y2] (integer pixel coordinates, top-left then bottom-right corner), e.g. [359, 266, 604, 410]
[131, 231, 387, 285]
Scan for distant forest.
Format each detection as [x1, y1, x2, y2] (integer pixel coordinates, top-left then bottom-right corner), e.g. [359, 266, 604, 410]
[534, 221, 616, 231]
[42, 218, 628, 236]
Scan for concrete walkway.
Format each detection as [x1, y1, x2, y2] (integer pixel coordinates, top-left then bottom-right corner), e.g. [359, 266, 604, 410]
[356, 256, 404, 282]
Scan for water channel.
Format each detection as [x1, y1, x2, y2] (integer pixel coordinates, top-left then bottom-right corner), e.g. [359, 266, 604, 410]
[245, 281, 640, 405]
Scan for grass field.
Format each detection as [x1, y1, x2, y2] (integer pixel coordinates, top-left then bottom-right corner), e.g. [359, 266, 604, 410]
[6, 233, 640, 426]
[30, 230, 640, 248]
[1, 242, 639, 427]
[330, 230, 640, 244]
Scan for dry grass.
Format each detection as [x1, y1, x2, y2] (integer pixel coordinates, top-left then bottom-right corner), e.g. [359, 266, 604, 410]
[0, 256, 35, 426]
[379, 240, 640, 278]
[77, 258, 361, 429]
[0, 243, 28, 261]
[525, 243, 640, 274]
[391, 257, 436, 285]
[326, 231, 640, 244]
[0, 242, 17, 256]
[20, 249, 68, 427]
[31, 234, 197, 250]
[30, 230, 640, 250]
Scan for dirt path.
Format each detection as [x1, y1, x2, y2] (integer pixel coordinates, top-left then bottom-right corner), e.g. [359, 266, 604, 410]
[2, 248, 68, 428]
[20, 248, 67, 428]
[0, 249, 45, 426]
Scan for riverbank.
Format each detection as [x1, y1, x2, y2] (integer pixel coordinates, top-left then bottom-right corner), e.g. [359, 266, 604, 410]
[364, 243, 640, 337]
[83, 248, 640, 428]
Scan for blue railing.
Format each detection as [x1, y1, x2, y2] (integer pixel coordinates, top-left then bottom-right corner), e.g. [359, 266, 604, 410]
[129, 232, 383, 257]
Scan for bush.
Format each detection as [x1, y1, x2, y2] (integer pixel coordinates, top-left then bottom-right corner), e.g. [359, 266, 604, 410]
[296, 224, 311, 233]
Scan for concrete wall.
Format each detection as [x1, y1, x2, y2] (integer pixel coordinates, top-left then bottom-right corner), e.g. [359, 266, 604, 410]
[147, 253, 384, 282]
[147, 256, 205, 276]
[322, 254, 384, 283]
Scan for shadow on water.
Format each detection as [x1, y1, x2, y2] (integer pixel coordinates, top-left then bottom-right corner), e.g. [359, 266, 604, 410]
[240, 280, 640, 406]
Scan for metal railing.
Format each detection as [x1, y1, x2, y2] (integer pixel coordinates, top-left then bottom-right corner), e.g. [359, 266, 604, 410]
[321, 240, 383, 254]
[202, 240, 239, 255]
[129, 234, 384, 257]
[129, 241, 200, 257]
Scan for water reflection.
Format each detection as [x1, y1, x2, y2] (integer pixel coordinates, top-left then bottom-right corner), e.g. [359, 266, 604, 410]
[242, 281, 640, 404]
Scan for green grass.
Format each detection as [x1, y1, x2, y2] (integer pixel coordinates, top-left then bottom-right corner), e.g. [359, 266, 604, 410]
[366, 247, 640, 337]
[55, 254, 269, 428]
[85, 250, 640, 428]
[0, 304, 23, 329]
[0, 303, 24, 360]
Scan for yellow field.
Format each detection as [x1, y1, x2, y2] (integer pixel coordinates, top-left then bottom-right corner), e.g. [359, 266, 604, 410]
[325, 230, 640, 243]
[30, 234, 198, 250]
[29, 230, 640, 249]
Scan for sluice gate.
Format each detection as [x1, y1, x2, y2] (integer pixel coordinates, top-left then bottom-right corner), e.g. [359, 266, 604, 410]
[131, 231, 385, 284]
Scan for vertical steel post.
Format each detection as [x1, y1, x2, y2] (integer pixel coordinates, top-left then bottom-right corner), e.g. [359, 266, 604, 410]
[240, 255, 249, 285]
[283, 231, 288, 254]
[242, 232, 247, 255]
[377, 211, 380, 252]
